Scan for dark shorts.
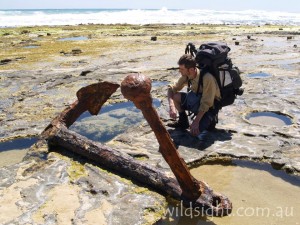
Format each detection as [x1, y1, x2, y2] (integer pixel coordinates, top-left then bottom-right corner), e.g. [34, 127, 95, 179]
[180, 92, 218, 132]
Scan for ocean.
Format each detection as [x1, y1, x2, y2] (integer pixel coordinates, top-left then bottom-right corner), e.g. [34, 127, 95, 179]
[0, 8, 300, 27]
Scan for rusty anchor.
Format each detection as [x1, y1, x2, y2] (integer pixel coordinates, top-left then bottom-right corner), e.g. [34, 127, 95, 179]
[43, 75, 232, 217]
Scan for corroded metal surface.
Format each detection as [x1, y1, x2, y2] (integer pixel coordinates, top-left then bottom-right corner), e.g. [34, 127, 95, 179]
[42, 82, 120, 136]
[44, 80, 232, 216]
[121, 73, 201, 200]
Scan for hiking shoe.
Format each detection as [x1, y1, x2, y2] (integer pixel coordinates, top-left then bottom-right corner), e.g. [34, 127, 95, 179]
[197, 130, 208, 141]
[167, 111, 189, 129]
[207, 120, 216, 131]
[167, 120, 189, 129]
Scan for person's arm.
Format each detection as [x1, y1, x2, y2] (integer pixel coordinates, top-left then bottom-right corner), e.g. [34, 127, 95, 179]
[190, 110, 205, 136]
[198, 74, 217, 113]
[190, 74, 217, 136]
[168, 88, 177, 119]
[167, 76, 187, 119]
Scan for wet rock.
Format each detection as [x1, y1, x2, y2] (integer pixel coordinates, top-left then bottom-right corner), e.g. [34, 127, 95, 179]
[247, 35, 251, 39]
[0, 56, 24, 65]
[151, 36, 157, 41]
[294, 44, 297, 48]
[232, 38, 236, 40]
[80, 70, 92, 76]
[19, 40, 30, 44]
[62, 75, 72, 79]
[72, 48, 82, 55]
[47, 33, 51, 36]
[279, 28, 283, 30]
[0, 151, 165, 225]
[235, 41, 240, 45]
[20, 30, 30, 35]
[3, 32, 11, 36]
[0, 59, 12, 65]
[1, 56, 26, 65]
[15, 57, 26, 61]
[60, 49, 82, 56]
[287, 36, 293, 40]
[79, 60, 88, 64]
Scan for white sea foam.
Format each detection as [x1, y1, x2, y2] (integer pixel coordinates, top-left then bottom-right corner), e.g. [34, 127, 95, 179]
[0, 8, 299, 27]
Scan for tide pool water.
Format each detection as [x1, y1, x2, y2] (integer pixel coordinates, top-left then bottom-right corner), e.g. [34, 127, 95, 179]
[69, 99, 161, 143]
[159, 160, 300, 225]
[0, 137, 38, 167]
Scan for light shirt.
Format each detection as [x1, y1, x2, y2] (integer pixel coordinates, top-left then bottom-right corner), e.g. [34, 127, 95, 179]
[169, 68, 221, 112]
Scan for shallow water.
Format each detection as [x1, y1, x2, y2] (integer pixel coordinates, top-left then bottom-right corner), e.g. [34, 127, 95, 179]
[263, 39, 298, 48]
[0, 137, 38, 167]
[158, 160, 300, 225]
[152, 80, 169, 87]
[24, 45, 40, 49]
[245, 112, 293, 126]
[70, 99, 161, 143]
[58, 36, 88, 41]
[246, 73, 272, 78]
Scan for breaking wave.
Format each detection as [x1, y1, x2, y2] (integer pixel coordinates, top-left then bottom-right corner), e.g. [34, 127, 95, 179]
[0, 8, 299, 27]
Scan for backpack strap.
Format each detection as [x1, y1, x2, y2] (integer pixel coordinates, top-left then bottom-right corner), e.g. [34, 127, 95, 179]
[197, 71, 203, 95]
[187, 77, 191, 92]
[187, 79, 192, 92]
[199, 67, 209, 91]
[199, 67, 222, 111]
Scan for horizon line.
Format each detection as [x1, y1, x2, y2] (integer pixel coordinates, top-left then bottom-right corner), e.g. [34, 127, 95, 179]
[0, 8, 299, 13]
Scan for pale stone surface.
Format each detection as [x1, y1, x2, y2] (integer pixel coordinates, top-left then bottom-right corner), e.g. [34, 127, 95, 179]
[0, 148, 165, 225]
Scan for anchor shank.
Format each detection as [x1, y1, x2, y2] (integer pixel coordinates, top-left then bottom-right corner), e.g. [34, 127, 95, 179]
[138, 99, 201, 199]
[121, 74, 201, 200]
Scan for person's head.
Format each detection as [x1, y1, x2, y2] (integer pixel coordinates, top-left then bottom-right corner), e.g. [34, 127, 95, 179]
[177, 54, 197, 78]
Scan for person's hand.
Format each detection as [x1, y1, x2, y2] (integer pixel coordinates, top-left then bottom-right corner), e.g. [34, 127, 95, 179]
[190, 120, 200, 136]
[169, 106, 177, 120]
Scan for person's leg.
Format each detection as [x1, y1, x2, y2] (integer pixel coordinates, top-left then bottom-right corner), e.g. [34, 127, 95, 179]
[206, 107, 219, 131]
[207, 113, 218, 131]
[173, 92, 184, 113]
[168, 92, 189, 129]
[198, 111, 214, 132]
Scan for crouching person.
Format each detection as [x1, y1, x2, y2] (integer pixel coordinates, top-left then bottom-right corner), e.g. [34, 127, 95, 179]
[167, 54, 221, 136]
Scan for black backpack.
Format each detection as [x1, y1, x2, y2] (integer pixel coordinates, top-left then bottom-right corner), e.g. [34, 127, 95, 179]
[185, 42, 243, 109]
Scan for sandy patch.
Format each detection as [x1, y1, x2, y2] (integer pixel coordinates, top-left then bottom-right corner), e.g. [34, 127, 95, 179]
[83, 199, 113, 225]
[33, 183, 80, 225]
[0, 178, 38, 224]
